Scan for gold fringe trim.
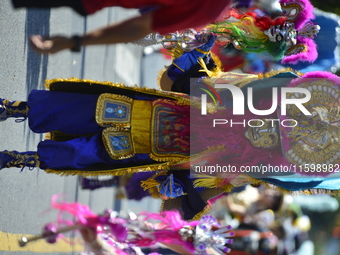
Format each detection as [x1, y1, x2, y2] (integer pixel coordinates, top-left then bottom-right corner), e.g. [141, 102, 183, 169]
[190, 144, 227, 163]
[159, 199, 165, 213]
[192, 175, 235, 194]
[197, 55, 224, 79]
[257, 67, 304, 79]
[157, 67, 168, 90]
[192, 173, 340, 196]
[44, 77, 190, 103]
[192, 174, 225, 189]
[149, 153, 190, 163]
[140, 171, 168, 199]
[198, 58, 215, 78]
[210, 52, 224, 75]
[141, 178, 161, 199]
[44, 162, 174, 177]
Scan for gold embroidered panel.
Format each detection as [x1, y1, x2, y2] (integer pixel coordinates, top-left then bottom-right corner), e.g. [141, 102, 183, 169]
[102, 129, 134, 160]
[96, 93, 133, 128]
[151, 100, 190, 161]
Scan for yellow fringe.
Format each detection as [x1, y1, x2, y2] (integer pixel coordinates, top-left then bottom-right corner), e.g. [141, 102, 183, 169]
[44, 77, 190, 103]
[211, 52, 224, 74]
[140, 179, 161, 199]
[192, 175, 235, 193]
[140, 178, 160, 190]
[170, 44, 185, 60]
[156, 67, 168, 90]
[140, 171, 168, 199]
[149, 153, 190, 163]
[44, 162, 174, 177]
[198, 58, 215, 78]
[197, 55, 223, 79]
[190, 144, 227, 163]
[257, 67, 304, 79]
[192, 174, 222, 188]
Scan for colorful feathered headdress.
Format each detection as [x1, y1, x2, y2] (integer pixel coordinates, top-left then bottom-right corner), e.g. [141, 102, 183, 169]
[280, 0, 320, 64]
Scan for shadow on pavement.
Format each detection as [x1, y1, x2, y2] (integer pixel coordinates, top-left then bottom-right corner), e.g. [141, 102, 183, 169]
[24, 9, 50, 149]
[24, 9, 50, 92]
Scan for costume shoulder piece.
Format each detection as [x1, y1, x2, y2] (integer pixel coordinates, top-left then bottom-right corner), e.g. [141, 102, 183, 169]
[44, 77, 190, 102]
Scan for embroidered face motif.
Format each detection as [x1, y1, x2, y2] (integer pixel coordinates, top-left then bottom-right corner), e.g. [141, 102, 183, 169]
[245, 120, 279, 149]
[264, 22, 297, 47]
[280, 79, 340, 167]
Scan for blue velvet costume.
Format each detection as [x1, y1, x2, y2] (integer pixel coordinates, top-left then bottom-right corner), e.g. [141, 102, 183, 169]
[29, 90, 157, 170]
[24, 77, 195, 174]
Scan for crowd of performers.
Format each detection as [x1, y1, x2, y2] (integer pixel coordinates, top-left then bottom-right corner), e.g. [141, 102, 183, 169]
[4, 0, 340, 254]
[20, 188, 319, 255]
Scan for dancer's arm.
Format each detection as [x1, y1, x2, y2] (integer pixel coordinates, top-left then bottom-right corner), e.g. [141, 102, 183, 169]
[30, 12, 153, 54]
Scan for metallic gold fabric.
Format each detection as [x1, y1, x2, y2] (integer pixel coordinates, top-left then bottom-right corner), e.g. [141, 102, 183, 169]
[131, 100, 152, 154]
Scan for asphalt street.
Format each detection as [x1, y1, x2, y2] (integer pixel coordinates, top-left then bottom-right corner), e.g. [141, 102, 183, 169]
[0, 2, 165, 254]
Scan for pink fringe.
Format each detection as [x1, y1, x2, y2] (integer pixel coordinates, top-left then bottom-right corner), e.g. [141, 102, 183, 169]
[132, 211, 199, 253]
[51, 195, 128, 242]
[50, 197, 198, 254]
[288, 71, 340, 87]
[51, 195, 97, 227]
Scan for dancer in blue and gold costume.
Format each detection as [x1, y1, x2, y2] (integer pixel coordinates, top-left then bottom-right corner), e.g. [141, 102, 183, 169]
[2, 70, 340, 220]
